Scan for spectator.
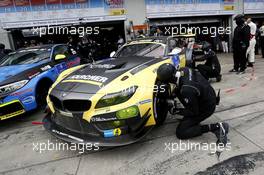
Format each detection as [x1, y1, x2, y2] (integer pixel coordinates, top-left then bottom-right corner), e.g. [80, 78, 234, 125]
[137, 30, 145, 38]
[255, 22, 260, 55]
[246, 18, 257, 67]
[260, 22, 264, 58]
[221, 31, 229, 53]
[117, 35, 124, 49]
[0, 43, 6, 60]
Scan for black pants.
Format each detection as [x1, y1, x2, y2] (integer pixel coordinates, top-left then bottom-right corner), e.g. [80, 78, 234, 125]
[261, 37, 264, 58]
[176, 105, 215, 139]
[233, 47, 247, 71]
[196, 64, 220, 80]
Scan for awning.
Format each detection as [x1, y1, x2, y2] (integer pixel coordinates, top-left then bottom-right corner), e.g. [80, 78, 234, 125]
[148, 17, 223, 26]
[1, 15, 126, 29]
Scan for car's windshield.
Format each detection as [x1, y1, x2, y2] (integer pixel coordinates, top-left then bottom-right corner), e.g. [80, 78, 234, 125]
[0, 48, 51, 66]
[116, 43, 165, 58]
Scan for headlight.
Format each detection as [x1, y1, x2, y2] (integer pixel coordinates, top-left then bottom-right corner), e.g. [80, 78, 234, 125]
[95, 86, 137, 108]
[116, 106, 139, 119]
[0, 80, 29, 96]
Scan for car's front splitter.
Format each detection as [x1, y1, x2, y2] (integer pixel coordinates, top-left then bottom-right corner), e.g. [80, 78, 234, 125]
[43, 112, 154, 147]
[0, 100, 25, 120]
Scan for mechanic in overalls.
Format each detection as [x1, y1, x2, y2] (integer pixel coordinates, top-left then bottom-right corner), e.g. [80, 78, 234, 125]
[194, 41, 222, 82]
[156, 63, 229, 145]
[230, 14, 250, 74]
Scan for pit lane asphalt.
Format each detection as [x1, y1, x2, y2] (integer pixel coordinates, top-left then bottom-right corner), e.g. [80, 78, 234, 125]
[1, 54, 264, 175]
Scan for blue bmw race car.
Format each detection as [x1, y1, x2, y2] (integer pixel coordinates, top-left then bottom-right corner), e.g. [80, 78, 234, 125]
[0, 44, 81, 120]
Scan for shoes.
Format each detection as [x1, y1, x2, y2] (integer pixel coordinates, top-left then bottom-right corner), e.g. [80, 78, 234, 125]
[216, 75, 222, 82]
[237, 70, 246, 75]
[212, 122, 229, 146]
[229, 69, 238, 73]
[247, 63, 254, 67]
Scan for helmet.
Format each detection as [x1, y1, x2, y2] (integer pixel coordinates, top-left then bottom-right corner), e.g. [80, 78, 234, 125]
[201, 41, 212, 52]
[157, 63, 176, 83]
[234, 14, 245, 25]
[0, 43, 5, 50]
[234, 14, 244, 21]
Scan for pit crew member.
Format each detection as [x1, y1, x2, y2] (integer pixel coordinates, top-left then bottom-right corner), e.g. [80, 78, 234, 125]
[157, 63, 229, 145]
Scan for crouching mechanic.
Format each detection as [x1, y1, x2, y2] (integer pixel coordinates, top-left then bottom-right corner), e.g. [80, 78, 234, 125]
[157, 63, 229, 145]
[195, 42, 222, 82]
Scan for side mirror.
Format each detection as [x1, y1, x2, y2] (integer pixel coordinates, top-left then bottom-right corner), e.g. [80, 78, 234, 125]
[110, 51, 116, 58]
[55, 54, 66, 60]
[168, 48, 182, 56]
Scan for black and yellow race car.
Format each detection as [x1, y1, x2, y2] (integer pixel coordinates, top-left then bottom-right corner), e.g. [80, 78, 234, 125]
[43, 35, 195, 146]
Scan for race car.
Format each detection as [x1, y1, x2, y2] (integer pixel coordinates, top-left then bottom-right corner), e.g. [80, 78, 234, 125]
[0, 44, 80, 120]
[43, 36, 195, 146]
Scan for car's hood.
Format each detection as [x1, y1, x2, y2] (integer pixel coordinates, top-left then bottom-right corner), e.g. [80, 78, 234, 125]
[54, 56, 159, 94]
[0, 61, 50, 86]
[0, 64, 38, 82]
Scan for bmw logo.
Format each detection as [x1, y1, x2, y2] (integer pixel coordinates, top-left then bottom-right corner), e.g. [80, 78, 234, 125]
[61, 93, 67, 97]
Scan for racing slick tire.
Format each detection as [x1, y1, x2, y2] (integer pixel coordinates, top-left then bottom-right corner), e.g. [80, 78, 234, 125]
[36, 79, 53, 109]
[153, 82, 169, 126]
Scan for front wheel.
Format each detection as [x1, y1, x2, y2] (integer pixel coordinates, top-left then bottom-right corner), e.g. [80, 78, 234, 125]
[153, 82, 170, 126]
[153, 96, 169, 126]
[36, 81, 53, 109]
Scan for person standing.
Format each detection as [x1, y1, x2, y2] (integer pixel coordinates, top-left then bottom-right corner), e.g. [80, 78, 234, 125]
[221, 32, 229, 53]
[137, 30, 146, 38]
[246, 18, 257, 67]
[230, 14, 250, 74]
[255, 22, 260, 55]
[0, 43, 6, 60]
[260, 22, 264, 58]
[117, 35, 124, 49]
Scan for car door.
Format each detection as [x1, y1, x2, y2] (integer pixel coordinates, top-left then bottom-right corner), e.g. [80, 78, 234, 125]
[52, 45, 80, 75]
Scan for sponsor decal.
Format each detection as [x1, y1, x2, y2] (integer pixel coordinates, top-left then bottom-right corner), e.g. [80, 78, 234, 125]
[94, 107, 111, 113]
[113, 128, 122, 136]
[68, 75, 108, 83]
[40, 65, 52, 71]
[22, 96, 35, 104]
[103, 128, 122, 138]
[171, 54, 180, 68]
[87, 63, 116, 69]
[52, 129, 84, 142]
[91, 116, 117, 122]
[138, 99, 152, 105]
[58, 110, 73, 117]
[28, 70, 40, 79]
[55, 62, 68, 74]
[67, 58, 80, 68]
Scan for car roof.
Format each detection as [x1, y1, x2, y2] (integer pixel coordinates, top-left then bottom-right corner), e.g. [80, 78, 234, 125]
[128, 34, 196, 45]
[129, 36, 168, 44]
[17, 44, 65, 51]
